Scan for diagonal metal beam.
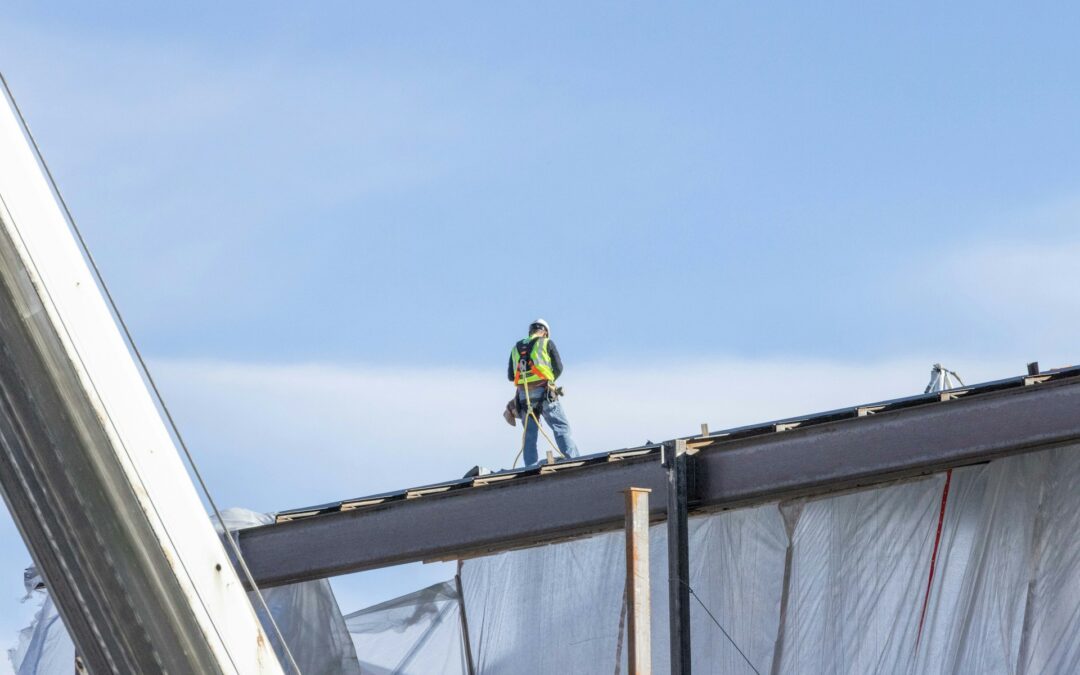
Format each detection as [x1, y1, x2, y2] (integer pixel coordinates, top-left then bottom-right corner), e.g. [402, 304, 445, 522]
[0, 75, 282, 674]
[238, 374, 1080, 588]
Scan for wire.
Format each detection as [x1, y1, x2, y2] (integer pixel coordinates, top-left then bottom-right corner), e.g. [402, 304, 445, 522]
[683, 580, 761, 675]
[0, 72, 302, 675]
[612, 585, 627, 675]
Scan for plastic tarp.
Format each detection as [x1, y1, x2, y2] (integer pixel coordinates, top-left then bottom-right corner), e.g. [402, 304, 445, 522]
[8, 568, 75, 675]
[345, 579, 469, 675]
[8, 508, 362, 675]
[460, 501, 787, 674]
[213, 508, 362, 675]
[460, 445, 1080, 674]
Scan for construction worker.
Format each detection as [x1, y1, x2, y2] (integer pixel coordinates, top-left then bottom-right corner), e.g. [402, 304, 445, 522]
[508, 319, 579, 466]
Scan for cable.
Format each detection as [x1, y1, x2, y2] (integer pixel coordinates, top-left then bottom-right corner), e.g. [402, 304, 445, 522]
[683, 580, 761, 675]
[0, 72, 302, 675]
[511, 377, 564, 469]
[612, 585, 627, 675]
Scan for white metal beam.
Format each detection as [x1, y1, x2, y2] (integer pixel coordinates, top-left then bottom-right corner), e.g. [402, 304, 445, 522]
[0, 76, 284, 674]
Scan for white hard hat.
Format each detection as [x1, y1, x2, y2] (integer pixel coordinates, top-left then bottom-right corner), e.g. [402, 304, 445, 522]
[529, 318, 550, 334]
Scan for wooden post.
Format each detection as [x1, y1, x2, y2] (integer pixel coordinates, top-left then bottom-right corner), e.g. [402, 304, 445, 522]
[625, 487, 652, 674]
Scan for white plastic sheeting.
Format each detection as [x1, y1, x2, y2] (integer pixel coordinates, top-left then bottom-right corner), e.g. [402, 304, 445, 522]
[9, 451, 1077, 674]
[345, 579, 469, 674]
[915, 446, 1080, 674]
[8, 508, 362, 675]
[462, 526, 629, 672]
[461, 445, 1080, 674]
[8, 569, 74, 675]
[213, 508, 362, 675]
[460, 501, 788, 674]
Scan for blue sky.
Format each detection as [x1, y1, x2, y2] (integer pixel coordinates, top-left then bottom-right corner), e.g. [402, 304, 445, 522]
[2, 2, 1080, 668]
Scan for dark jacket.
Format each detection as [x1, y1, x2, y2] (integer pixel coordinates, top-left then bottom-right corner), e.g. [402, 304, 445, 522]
[507, 337, 564, 382]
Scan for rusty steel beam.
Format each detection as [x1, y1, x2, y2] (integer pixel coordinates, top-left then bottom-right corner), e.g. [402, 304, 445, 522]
[624, 487, 652, 675]
[238, 373, 1080, 588]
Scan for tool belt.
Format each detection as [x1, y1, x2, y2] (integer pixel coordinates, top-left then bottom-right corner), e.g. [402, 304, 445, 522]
[517, 381, 563, 407]
[503, 381, 565, 426]
[503, 395, 540, 427]
[515, 392, 544, 417]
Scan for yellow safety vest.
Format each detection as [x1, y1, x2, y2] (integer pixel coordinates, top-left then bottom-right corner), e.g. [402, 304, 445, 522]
[512, 337, 555, 385]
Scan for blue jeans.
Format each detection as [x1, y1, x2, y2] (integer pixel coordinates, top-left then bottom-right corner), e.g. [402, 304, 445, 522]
[517, 386, 578, 466]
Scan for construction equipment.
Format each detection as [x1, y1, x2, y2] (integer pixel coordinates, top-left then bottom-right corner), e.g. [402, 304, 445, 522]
[924, 363, 964, 393]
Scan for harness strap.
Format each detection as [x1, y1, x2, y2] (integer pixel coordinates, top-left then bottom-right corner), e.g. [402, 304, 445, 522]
[516, 337, 542, 383]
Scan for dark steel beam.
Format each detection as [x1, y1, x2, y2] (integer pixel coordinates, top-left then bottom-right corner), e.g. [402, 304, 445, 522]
[238, 376, 1080, 588]
[664, 441, 691, 675]
[690, 374, 1080, 507]
[242, 456, 671, 587]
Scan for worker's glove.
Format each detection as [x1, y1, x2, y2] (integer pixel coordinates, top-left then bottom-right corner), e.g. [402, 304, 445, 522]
[555, 386, 564, 397]
[503, 399, 517, 427]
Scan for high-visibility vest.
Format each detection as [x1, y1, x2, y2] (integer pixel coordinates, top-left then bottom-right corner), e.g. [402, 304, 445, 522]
[512, 336, 555, 385]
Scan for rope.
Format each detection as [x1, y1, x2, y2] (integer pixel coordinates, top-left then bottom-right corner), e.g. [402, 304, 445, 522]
[511, 374, 564, 469]
[0, 72, 302, 675]
[684, 580, 761, 675]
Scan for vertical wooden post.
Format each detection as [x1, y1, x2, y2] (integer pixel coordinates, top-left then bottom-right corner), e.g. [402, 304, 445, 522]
[665, 439, 692, 674]
[624, 487, 652, 675]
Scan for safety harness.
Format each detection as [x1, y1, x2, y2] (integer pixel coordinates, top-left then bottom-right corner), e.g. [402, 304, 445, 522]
[511, 337, 565, 468]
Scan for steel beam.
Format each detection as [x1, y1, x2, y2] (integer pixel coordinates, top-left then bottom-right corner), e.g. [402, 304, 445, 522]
[238, 375, 1080, 587]
[0, 76, 282, 674]
[689, 375, 1080, 507]
[243, 457, 671, 587]
[664, 442, 691, 675]
[624, 487, 652, 675]
[0, 252, 204, 673]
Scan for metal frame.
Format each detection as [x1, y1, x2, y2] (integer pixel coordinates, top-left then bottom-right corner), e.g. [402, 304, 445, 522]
[0, 76, 282, 674]
[624, 487, 652, 675]
[238, 368, 1080, 588]
[664, 441, 691, 675]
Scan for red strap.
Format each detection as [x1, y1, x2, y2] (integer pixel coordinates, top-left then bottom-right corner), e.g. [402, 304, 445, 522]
[514, 366, 548, 385]
[915, 469, 952, 650]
